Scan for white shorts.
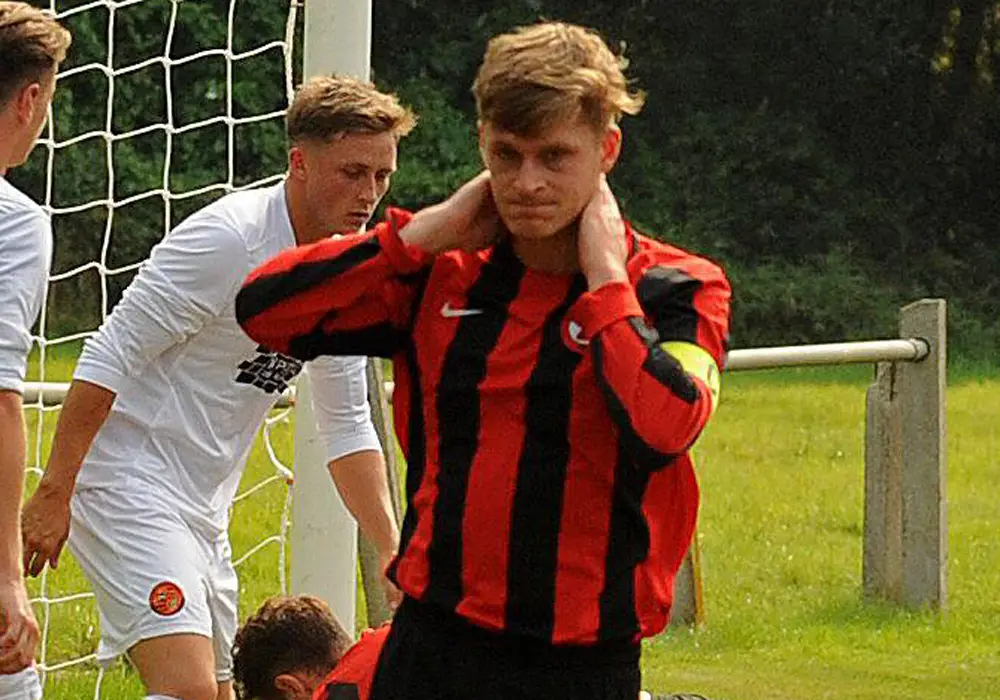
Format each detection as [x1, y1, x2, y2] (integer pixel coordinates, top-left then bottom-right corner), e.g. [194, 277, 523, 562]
[68, 485, 238, 682]
[0, 667, 42, 700]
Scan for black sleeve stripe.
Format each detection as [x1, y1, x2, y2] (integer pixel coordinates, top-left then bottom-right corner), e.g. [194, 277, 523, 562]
[593, 337, 677, 472]
[235, 237, 382, 325]
[635, 266, 702, 344]
[283, 267, 432, 360]
[288, 323, 409, 361]
[629, 318, 699, 404]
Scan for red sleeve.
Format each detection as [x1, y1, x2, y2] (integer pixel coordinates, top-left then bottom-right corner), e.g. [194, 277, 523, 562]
[573, 244, 731, 469]
[236, 208, 431, 360]
[313, 625, 391, 700]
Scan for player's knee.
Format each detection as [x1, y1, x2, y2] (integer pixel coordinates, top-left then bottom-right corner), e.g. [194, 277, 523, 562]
[214, 679, 235, 700]
[145, 676, 219, 700]
[130, 633, 221, 700]
[144, 668, 219, 700]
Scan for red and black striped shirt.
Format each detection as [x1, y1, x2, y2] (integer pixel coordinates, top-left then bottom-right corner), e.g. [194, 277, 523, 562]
[313, 626, 388, 700]
[237, 208, 731, 644]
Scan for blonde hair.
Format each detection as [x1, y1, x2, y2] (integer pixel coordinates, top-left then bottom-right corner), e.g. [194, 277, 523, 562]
[286, 74, 416, 145]
[473, 21, 645, 135]
[0, 1, 71, 107]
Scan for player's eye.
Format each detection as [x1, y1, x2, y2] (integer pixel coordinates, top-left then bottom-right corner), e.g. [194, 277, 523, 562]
[494, 146, 519, 163]
[542, 149, 570, 169]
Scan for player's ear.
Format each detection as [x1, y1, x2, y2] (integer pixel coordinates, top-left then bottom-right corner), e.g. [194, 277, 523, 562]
[274, 672, 308, 700]
[477, 120, 489, 165]
[599, 124, 622, 174]
[288, 145, 307, 181]
[16, 82, 42, 126]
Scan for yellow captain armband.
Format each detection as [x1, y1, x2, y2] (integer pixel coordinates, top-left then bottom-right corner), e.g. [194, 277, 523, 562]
[660, 341, 721, 409]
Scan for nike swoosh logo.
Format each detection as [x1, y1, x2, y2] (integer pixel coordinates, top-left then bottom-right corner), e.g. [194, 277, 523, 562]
[441, 302, 484, 318]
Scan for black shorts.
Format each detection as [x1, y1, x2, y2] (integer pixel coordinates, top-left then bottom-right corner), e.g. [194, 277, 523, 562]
[370, 597, 641, 700]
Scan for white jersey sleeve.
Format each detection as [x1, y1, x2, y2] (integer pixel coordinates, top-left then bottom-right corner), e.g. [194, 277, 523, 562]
[0, 186, 51, 394]
[74, 213, 250, 393]
[306, 355, 382, 465]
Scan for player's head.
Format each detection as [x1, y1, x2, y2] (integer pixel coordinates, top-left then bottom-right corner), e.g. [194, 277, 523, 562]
[473, 21, 644, 241]
[232, 595, 352, 700]
[0, 1, 70, 172]
[285, 74, 416, 244]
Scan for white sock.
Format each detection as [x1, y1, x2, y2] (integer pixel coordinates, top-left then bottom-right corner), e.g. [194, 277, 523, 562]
[145, 695, 183, 700]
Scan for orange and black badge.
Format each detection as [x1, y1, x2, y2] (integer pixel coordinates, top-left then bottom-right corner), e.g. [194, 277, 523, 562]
[149, 581, 185, 616]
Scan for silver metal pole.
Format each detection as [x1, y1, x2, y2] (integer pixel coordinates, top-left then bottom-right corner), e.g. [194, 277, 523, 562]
[23, 337, 935, 405]
[726, 338, 929, 371]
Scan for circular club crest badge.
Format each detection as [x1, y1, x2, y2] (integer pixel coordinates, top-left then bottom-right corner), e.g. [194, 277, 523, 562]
[561, 319, 591, 354]
[149, 581, 185, 616]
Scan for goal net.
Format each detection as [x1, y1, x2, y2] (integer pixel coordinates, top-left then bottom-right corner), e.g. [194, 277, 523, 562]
[13, 1, 334, 697]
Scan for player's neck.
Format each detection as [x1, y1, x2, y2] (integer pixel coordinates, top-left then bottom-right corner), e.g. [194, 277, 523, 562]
[284, 178, 321, 245]
[510, 223, 580, 275]
[0, 112, 25, 177]
[0, 129, 15, 177]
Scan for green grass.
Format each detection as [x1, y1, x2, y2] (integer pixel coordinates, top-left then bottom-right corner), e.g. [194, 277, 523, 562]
[25, 341, 83, 383]
[645, 368, 1000, 699]
[19, 361, 1000, 699]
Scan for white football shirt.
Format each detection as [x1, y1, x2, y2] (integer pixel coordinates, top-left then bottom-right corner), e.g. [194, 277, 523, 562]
[73, 182, 380, 536]
[0, 177, 51, 395]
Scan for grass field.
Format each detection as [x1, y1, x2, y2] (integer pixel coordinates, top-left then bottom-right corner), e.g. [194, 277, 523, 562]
[19, 348, 1000, 699]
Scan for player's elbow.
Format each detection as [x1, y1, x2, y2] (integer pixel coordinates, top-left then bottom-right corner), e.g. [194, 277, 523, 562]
[651, 408, 710, 456]
[234, 285, 285, 353]
[233, 283, 259, 331]
[0, 389, 24, 422]
[605, 387, 714, 470]
[634, 389, 715, 457]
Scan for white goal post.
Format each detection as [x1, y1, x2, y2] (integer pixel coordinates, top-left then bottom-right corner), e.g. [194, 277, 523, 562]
[288, 0, 377, 638]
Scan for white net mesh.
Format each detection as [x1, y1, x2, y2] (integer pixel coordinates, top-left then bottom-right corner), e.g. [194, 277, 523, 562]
[17, 1, 303, 696]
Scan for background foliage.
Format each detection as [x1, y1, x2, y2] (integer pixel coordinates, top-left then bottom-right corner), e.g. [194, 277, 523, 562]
[11, 0, 999, 360]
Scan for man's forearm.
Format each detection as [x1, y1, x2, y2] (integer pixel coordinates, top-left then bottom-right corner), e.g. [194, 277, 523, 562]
[0, 392, 27, 581]
[39, 379, 116, 496]
[327, 449, 400, 556]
